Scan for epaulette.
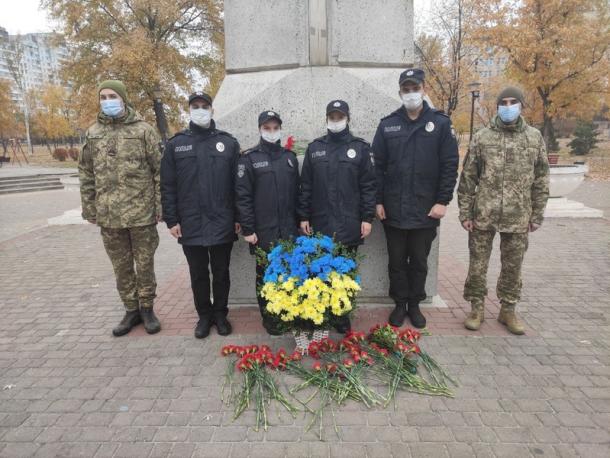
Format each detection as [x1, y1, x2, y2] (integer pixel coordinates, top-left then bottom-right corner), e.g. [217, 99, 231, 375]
[380, 107, 403, 122]
[241, 147, 256, 156]
[349, 136, 369, 145]
[214, 129, 238, 142]
[167, 129, 192, 142]
[433, 109, 450, 119]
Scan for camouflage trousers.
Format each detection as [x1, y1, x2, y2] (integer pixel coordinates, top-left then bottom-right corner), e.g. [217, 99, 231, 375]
[100, 224, 159, 312]
[463, 229, 529, 307]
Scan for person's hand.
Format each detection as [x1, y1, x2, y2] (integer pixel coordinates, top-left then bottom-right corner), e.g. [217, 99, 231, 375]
[428, 204, 447, 219]
[376, 204, 386, 220]
[87, 218, 96, 224]
[244, 233, 258, 244]
[529, 222, 541, 232]
[462, 220, 474, 232]
[235, 223, 241, 234]
[361, 221, 372, 239]
[169, 224, 182, 239]
[300, 221, 312, 235]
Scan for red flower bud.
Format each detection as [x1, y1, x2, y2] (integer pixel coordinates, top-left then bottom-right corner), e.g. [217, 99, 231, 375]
[312, 361, 322, 371]
[343, 358, 354, 368]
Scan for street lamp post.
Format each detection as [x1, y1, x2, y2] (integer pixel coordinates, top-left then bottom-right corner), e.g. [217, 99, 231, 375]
[152, 86, 168, 144]
[468, 81, 482, 143]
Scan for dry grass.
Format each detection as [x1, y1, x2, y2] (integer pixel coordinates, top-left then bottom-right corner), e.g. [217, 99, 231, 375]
[3, 144, 79, 169]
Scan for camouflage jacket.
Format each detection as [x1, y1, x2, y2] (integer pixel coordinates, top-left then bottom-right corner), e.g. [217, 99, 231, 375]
[457, 116, 550, 233]
[79, 107, 162, 229]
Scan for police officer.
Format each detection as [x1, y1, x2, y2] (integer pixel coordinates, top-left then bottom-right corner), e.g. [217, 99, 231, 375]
[79, 80, 162, 337]
[161, 92, 240, 339]
[458, 86, 549, 335]
[235, 111, 300, 335]
[299, 100, 377, 334]
[373, 69, 459, 329]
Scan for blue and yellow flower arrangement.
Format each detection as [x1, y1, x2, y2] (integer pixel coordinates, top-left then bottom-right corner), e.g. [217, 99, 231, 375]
[258, 234, 361, 331]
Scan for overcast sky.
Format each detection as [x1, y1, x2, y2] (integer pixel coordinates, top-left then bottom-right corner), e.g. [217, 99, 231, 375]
[0, 0, 433, 35]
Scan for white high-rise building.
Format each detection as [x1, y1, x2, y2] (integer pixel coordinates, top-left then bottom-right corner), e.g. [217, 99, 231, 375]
[0, 26, 69, 106]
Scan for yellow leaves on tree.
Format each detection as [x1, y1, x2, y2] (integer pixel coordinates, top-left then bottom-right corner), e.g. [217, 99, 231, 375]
[473, 0, 610, 147]
[29, 84, 74, 151]
[0, 79, 23, 151]
[42, 0, 224, 130]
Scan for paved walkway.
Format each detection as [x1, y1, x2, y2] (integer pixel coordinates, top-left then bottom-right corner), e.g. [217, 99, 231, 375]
[0, 182, 608, 457]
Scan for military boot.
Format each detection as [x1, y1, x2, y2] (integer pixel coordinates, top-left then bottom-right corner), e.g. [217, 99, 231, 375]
[497, 304, 525, 335]
[140, 307, 161, 334]
[194, 316, 213, 339]
[407, 303, 427, 329]
[389, 303, 407, 327]
[464, 301, 485, 331]
[334, 316, 351, 334]
[112, 310, 142, 337]
[214, 315, 233, 336]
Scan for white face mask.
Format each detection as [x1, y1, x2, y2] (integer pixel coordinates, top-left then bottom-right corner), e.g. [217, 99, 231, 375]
[190, 107, 212, 128]
[327, 119, 348, 133]
[261, 129, 281, 143]
[401, 92, 424, 111]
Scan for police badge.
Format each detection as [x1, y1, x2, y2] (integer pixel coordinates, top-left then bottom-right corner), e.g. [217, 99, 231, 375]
[216, 142, 225, 152]
[425, 122, 435, 132]
[347, 149, 357, 159]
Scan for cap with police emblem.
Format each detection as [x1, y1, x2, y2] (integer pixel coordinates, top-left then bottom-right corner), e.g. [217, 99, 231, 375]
[258, 110, 283, 127]
[399, 68, 425, 86]
[326, 100, 350, 117]
[188, 91, 213, 105]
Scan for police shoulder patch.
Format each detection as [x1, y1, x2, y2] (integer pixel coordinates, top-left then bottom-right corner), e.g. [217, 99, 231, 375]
[237, 163, 246, 178]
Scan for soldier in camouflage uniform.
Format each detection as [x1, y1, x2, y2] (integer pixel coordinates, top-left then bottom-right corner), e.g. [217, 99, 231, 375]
[79, 80, 163, 337]
[457, 86, 549, 335]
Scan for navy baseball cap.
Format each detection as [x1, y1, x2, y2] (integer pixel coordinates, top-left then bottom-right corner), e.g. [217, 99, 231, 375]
[258, 110, 282, 127]
[326, 100, 350, 117]
[188, 91, 213, 105]
[399, 68, 425, 86]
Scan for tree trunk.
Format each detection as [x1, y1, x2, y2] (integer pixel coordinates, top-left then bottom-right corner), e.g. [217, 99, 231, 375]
[22, 103, 33, 156]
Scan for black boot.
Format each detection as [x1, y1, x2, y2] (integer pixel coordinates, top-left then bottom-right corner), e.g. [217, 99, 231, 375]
[334, 316, 351, 334]
[389, 303, 407, 327]
[262, 317, 282, 336]
[408, 303, 427, 329]
[214, 315, 233, 336]
[112, 310, 142, 337]
[194, 316, 213, 339]
[140, 308, 161, 334]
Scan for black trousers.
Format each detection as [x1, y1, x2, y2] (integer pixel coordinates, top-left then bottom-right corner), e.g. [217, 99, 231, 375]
[383, 225, 437, 306]
[182, 242, 233, 319]
[255, 244, 358, 321]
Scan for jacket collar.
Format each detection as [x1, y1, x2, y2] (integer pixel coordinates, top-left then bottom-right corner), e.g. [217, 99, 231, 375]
[320, 129, 355, 144]
[189, 119, 217, 136]
[259, 138, 284, 157]
[491, 114, 527, 133]
[392, 100, 433, 124]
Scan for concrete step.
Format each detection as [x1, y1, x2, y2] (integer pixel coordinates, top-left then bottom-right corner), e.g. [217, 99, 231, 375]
[0, 174, 66, 195]
[0, 178, 62, 188]
[0, 184, 65, 195]
[0, 174, 69, 183]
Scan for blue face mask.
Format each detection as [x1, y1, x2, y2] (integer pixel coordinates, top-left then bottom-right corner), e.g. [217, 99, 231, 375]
[497, 103, 521, 123]
[100, 99, 123, 117]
